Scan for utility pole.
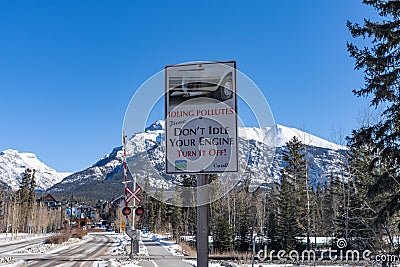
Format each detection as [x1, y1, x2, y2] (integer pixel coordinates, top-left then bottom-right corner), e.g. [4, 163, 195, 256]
[130, 174, 137, 256]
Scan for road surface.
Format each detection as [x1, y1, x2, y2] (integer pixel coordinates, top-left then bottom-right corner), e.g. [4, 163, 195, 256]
[0, 236, 48, 254]
[5, 233, 115, 267]
[139, 237, 192, 267]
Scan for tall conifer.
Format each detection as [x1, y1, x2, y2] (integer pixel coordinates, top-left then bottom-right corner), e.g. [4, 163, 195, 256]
[347, 0, 400, 225]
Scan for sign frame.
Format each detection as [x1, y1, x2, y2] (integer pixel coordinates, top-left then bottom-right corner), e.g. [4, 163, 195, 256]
[164, 61, 238, 174]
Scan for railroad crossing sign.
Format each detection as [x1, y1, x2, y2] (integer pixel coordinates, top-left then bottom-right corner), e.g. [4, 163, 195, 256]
[125, 186, 142, 203]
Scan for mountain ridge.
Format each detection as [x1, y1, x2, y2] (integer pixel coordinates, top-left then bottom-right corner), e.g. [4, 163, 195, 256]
[0, 123, 347, 197]
[0, 149, 72, 190]
[46, 123, 347, 200]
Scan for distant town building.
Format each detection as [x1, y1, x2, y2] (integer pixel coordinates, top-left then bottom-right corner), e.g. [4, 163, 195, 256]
[36, 193, 59, 208]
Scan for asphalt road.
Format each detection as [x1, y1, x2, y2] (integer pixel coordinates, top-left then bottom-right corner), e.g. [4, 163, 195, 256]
[9, 233, 115, 267]
[138, 237, 192, 267]
[0, 235, 48, 255]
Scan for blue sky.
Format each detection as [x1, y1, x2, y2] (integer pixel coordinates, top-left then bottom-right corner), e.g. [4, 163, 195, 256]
[0, 1, 378, 172]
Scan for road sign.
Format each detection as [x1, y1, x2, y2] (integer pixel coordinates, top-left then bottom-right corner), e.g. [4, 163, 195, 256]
[121, 220, 126, 231]
[165, 61, 238, 174]
[125, 186, 142, 203]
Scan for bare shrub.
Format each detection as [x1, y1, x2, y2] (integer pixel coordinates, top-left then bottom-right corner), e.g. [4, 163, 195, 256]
[71, 228, 84, 239]
[45, 233, 70, 244]
[179, 241, 197, 256]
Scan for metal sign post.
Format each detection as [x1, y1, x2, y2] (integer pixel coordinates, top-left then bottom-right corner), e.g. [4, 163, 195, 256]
[131, 177, 136, 257]
[196, 174, 209, 267]
[132, 177, 136, 231]
[122, 132, 143, 256]
[164, 61, 238, 267]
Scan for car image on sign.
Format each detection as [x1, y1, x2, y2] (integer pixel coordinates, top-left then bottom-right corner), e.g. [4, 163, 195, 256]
[167, 62, 234, 104]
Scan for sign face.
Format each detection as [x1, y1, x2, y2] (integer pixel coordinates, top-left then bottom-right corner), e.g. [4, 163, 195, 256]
[125, 186, 142, 203]
[165, 61, 238, 174]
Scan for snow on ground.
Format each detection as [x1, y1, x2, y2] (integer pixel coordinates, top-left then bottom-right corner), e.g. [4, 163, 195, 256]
[0, 232, 53, 265]
[0, 232, 360, 267]
[90, 232, 149, 267]
[184, 259, 227, 267]
[184, 262, 364, 267]
[0, 232, 146, 267]
[0, 231, 182, 266]
[0, 260, 24, 267]
[103, 259, 143, 267]
[0, 234, 87, 266]
[15, 237, 85, 254]
[107, 232, 148, 256]
[0, 232, 48, 243]
[184, 259, 291, 267]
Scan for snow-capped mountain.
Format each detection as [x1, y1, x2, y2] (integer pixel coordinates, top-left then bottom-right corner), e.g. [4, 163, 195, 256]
[239, 125, 347, 187]
[0, 149, 72, 190]
[48, 121, 347, 200]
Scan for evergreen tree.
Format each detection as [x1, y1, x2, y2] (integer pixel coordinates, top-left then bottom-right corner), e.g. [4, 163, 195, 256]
[210, 178, 237, 253]
[320, 178, 336, 237]
[233, 180, 255, 252]
[277, 171, 302, 250]
[173, 174, 196, 237]
[182, 206, 196, 237]
[312, 185, 323, 240]
[277, 136, 311, 250]
[330, 171, 350, 240]
[347, 0, 400, 225]
[154, 186, 167, 232]
[171, 191, 183, 241]
[18, 169, 31, 204]
[346, 136, 384, 250]
[213, 214, 234, 253]
[0, 189, 3, 229]
[142, 176, 155, 231]
[146, 196, 157, 232]
[17, 168, 36, 232]
[28, 169, 36, 204]
[264, 185, 280, 250]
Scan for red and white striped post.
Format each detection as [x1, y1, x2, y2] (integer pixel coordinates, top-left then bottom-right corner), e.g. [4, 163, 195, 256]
[122, 131, 130, 229]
